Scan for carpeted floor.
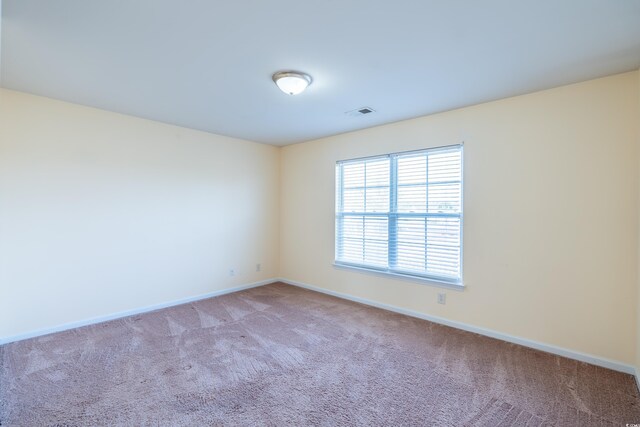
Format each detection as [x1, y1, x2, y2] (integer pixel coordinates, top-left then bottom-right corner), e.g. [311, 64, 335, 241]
[1, 282, 639, 426]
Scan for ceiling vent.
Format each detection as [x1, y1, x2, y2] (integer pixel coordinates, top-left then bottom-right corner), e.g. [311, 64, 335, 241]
[345, 107, 376, 117]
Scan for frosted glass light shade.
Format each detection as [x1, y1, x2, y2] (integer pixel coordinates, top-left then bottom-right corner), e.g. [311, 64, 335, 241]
[272, 71, 312, 95]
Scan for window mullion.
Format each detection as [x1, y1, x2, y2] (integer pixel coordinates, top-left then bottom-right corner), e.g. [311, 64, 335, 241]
[363, 164, 367, 262]
[388, 155, 398, 270]
[424, 154, 429, 273]
[336, 164, 344, 260]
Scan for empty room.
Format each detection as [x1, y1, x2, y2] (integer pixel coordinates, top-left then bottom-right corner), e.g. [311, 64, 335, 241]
[1, 1, 640, 425]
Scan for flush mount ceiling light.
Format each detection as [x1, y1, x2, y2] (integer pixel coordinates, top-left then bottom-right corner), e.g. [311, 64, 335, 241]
[272, 71, 312, 95]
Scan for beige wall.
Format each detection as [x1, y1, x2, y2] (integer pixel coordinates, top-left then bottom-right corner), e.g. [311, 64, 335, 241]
[0, 89, 280, 339]
[281, 71, 640, 365]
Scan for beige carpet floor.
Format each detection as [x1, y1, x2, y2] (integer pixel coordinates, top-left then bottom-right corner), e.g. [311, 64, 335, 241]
[1, 282, 639, 426]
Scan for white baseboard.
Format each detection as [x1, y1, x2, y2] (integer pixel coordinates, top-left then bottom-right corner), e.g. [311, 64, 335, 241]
[636, 368, 640, 393]
[0, 278, 277, 345]
[278, 277, 636, 375]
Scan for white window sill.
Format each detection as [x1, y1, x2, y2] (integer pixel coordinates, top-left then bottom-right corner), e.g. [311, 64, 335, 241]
[333, 262, 465, 291]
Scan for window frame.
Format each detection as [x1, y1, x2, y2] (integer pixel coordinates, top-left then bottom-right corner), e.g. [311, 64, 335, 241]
[334, 144, 464, 288]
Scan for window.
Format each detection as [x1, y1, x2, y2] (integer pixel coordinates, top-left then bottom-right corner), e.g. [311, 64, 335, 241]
[335, 145, 463, 285]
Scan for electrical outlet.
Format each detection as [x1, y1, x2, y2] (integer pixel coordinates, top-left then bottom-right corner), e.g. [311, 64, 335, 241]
[437, 293, 446, 305]
[229, 268, 236, 277]
[256, 263, 261, 272]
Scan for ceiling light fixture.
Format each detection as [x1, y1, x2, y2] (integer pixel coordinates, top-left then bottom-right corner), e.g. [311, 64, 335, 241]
[272, 71, 312, 95]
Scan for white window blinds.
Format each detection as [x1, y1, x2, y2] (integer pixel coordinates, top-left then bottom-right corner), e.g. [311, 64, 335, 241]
[335, 145, 463, 285]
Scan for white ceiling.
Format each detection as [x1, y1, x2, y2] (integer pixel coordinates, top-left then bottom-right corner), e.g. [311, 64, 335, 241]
[1, 1, 639, 145]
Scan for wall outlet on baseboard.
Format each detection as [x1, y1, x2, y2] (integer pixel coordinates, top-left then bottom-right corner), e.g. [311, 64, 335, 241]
[229, 268, 236, 277]
[437, 293, 446, 305]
